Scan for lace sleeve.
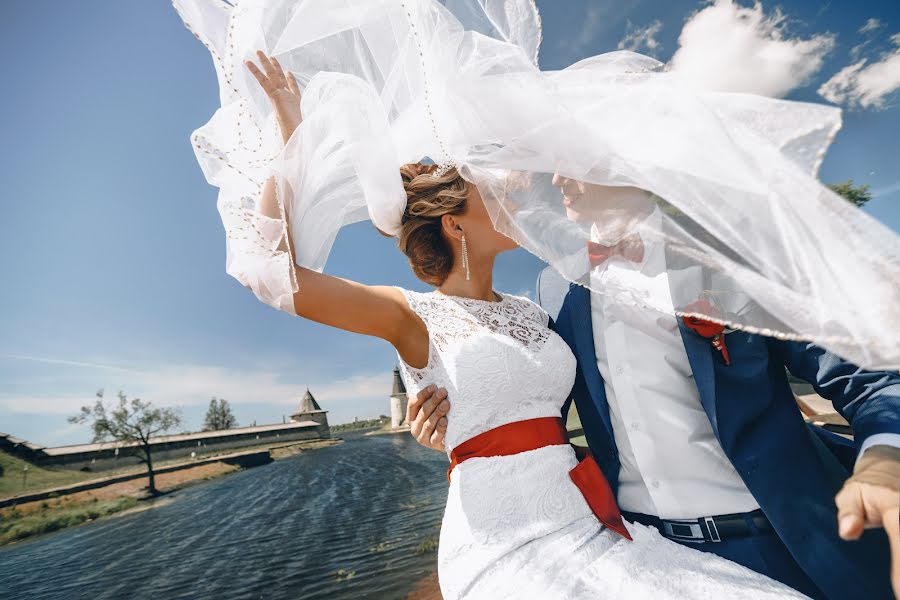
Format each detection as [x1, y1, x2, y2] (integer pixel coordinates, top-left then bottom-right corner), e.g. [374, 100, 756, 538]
[218, 178, 299, 316]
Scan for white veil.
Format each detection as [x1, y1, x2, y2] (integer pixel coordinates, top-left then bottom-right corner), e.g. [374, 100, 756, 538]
[173, 0, 900, 370]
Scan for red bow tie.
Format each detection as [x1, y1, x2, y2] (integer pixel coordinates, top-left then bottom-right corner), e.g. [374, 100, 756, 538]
[588, 234, 645, 267]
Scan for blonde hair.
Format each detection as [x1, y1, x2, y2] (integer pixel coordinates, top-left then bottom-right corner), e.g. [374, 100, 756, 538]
[394, 163, 470, 285]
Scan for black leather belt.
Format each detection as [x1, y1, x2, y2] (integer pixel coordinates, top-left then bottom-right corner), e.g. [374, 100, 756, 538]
[622, 509, 773, 544]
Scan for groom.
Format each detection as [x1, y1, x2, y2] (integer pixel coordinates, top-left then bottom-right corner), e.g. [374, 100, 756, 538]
[408, 176, 900, 600]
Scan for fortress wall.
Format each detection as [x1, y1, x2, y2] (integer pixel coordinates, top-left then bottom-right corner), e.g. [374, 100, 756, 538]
[303, 412, 329, 427]
[37, 423, 330, 472]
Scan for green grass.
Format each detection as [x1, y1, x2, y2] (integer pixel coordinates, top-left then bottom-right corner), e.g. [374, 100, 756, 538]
[0, 496, 139, 546]
[416, 534, 439, 554]
[0, 451, 96, 499]
[330, 417, 390, 432]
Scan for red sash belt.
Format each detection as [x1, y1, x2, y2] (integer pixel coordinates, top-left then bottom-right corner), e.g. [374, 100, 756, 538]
[447, 416, 633, 541]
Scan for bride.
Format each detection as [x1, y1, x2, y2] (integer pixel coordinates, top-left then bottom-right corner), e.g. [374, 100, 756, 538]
[173, 1, 898, 598]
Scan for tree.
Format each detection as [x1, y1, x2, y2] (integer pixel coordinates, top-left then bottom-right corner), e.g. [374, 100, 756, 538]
[202, 397, 238, 431]
[68, 389, 182, 496]
[827, 179, 873, 208]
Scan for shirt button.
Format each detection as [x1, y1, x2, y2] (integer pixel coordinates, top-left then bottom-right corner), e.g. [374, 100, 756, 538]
[616, 366, 624, 374]
[631, 422, 640, 431]
[651, 480, 660, 489]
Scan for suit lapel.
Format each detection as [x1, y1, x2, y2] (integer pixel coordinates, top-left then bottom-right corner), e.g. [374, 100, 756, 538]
[664, 238, 722, 440]
[566, 283, 615, 440]
[678, 322, 720, 439]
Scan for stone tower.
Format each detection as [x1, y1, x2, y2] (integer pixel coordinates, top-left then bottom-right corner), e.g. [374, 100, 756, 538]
[291, 388, 329, 428]
[389, 366, 409, 429]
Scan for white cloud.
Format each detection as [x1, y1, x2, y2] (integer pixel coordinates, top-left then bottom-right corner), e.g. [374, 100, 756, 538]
[571, 5, 605, 55]
[0, 361, 389, 419]
[852, 18, 888, 60]
[872, 181, 900, 198]
[560, 0, 642, 59]
[851, 42, 870, 61]
[859, 18, 884, 35]
[818, 38, 900, 109]
[618, 20, 663, 55]
[0, 353, 140, 373]
[667, 0, 835, 97]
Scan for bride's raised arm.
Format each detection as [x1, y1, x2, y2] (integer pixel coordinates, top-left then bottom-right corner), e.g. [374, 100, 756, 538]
[246, 51, 427, 367]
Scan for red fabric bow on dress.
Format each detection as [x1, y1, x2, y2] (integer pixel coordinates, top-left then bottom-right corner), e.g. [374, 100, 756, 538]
[588, 234, 645, 267]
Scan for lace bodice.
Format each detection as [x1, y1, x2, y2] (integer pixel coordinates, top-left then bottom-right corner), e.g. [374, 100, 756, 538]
[395, 287, 577, 453]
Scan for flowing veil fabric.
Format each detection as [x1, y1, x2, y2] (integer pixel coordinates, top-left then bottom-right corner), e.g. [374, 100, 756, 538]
[174, 0, 900, 370]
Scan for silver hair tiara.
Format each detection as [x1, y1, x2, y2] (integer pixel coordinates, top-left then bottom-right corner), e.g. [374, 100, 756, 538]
[431, 161, 456, 178]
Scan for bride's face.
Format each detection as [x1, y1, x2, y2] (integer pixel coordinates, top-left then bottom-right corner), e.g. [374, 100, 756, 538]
[447, 185, 519, 257]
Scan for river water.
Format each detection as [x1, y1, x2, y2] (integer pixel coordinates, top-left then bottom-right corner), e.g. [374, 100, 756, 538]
[0, 431, 448, 600]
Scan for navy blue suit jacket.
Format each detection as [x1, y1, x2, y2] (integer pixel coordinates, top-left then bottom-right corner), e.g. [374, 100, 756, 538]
[550, 282, 899, 600]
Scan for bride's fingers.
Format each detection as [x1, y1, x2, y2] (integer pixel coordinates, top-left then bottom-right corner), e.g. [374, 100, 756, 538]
[244, 60, 272, 93]
[286, 70, 301, 96]
[269, 55, 289, 89]
[256, 50, 281, 86]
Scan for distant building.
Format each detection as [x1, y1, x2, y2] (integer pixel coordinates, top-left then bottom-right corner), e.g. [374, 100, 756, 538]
[292, 388, 329, 428]
[1, 388, 331, 473]
[390, 366, 409, 430]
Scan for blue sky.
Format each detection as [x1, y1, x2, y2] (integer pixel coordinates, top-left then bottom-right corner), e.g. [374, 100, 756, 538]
[2, 0, 898, 446]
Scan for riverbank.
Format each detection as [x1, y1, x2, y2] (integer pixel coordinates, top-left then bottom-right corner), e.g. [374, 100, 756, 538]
[330, 417, 390, 433]
[365, 425, 411, 436]
[407, 572, 442, 600]
[0, 460, 240, 547]
[0, 437, 342, 548]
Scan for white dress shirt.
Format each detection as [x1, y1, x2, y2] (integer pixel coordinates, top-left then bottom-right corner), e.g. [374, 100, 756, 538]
[589, 207, 762, 519]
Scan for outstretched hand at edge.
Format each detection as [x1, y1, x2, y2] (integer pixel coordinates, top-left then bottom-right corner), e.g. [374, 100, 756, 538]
[835, 445, 900, 599]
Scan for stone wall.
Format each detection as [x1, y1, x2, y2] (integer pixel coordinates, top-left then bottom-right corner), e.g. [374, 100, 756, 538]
[1, 422, 330, 473]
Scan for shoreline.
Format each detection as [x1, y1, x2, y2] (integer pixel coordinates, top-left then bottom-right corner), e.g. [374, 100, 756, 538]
[407, 571, 442, 600]
[364, 425, 411, 436]
[0, 438, 342, 548]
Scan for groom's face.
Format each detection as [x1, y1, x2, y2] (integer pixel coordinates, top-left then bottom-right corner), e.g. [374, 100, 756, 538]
[551, 172, 592, 223]
[551, 173, 652, 225]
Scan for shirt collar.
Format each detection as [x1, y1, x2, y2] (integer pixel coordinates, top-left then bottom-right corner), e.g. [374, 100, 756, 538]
[590, 204, 662, 244]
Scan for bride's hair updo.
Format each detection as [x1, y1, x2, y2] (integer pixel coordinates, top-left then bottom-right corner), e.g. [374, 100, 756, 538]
[395, 162, 470, 286]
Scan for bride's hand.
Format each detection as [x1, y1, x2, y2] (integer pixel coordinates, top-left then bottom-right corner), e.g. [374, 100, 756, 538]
[244, 50, 302, 145]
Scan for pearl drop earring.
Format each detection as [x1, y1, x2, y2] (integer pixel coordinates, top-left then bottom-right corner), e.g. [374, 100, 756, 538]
[461, 234, 471, 281]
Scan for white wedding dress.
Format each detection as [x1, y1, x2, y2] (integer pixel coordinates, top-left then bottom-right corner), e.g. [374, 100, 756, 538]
[395, 287, 808, 600]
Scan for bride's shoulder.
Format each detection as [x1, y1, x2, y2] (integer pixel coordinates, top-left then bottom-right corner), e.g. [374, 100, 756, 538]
[389, 285, 441, 313]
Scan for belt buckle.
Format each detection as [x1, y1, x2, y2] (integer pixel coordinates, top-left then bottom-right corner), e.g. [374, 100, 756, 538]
[661, 519, 705, 543]
[703, 516, 721, 542]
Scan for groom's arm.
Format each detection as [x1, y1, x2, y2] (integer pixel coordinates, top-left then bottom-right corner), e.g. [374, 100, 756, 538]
[407, 385, 450, 452]
[773, 340, 900, 593]
[773, 340, 900, 451]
